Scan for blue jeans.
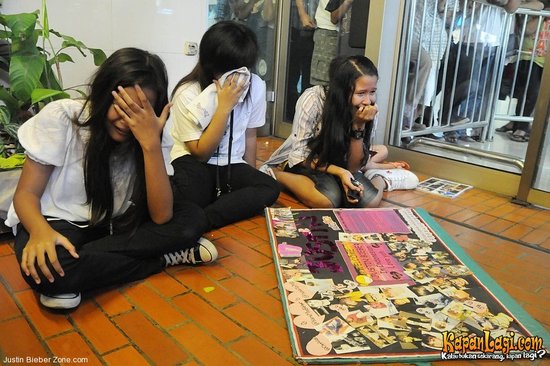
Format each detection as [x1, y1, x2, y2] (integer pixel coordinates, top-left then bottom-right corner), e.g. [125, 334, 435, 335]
[171, 155, 280, 229]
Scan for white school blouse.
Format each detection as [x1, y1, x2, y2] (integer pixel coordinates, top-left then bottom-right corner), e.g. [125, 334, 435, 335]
[170, 73, 266, 166]
[5, 99, 136, 230]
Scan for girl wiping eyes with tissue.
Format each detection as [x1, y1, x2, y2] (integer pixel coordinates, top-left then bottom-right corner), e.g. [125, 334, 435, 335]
[169, 20, 280, 236]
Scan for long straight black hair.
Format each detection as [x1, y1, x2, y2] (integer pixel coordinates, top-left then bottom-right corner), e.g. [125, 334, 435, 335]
[77, 47, 169, 228]
[171, 20, 258, 96]
[306, 55, 378, 170]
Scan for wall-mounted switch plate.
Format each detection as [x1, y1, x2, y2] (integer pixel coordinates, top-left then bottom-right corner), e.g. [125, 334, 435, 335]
[183, 41, 198, 56]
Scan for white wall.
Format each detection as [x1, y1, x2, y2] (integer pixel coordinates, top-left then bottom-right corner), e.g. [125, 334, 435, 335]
[376, 1, 401, 145]
[2, 0, 208, 94]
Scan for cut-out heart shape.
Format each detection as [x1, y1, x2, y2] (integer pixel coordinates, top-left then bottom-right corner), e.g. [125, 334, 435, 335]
[288, 300, 325, 329]
[306, 334, 332, 356]
[284, 281, 316, 303]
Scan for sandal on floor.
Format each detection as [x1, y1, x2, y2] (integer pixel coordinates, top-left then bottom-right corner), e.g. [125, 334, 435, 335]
[495, 124, 514, 133]
[509, 130, 530, 142]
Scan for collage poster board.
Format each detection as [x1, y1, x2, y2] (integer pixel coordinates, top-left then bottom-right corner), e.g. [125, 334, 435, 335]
[265, 208, 549, 364]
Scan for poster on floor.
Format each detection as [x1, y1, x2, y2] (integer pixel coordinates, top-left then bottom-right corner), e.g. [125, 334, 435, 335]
[265, 207, 549, 364]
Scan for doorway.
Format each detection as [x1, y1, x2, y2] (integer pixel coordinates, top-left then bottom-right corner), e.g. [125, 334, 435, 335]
[272, 0, 370, 138]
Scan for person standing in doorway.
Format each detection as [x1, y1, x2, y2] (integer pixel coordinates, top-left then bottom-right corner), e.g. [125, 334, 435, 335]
[310, 0, 354, 86]
[286, 0, 318, 120]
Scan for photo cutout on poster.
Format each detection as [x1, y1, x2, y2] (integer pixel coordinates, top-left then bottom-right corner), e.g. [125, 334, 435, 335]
[358, 325, 398, 349]
[421, 331, 444, 350]
[316, 316, 355, 341]
[332, 331, 372, 354]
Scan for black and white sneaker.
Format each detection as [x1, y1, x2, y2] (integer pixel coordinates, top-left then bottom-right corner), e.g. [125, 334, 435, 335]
[163, 237, 218, 266]
[40, 292, 81, 310]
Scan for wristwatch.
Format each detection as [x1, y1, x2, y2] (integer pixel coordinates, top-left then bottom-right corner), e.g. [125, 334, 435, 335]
[350, 129, 365, 139]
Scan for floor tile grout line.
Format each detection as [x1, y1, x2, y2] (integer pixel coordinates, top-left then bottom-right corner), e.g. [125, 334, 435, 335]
[383, 198, 550, 255]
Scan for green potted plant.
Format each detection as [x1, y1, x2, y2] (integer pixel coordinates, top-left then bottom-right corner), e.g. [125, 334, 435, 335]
[0, 0, 106, 167]
[0, 1, 106, 230]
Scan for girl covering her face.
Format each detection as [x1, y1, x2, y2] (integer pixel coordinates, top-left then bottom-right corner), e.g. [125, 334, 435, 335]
[169, 21, 279, 231]
[7, 48, 216, 311]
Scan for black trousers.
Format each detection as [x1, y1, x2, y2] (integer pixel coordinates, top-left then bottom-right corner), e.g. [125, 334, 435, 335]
[513, 60, 543, 131]
[14, 201, 208, 295]
[286, 27, 315, 120]
[171, 155, 280, 230]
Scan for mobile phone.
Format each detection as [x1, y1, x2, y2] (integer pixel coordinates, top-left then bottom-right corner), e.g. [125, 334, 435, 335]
[347, 189, 360, 200]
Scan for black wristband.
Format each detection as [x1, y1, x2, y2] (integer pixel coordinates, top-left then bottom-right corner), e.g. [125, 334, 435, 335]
[350, 129, 365, 139]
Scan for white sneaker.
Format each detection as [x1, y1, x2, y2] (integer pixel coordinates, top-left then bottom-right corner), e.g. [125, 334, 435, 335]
[365, 169, 419, 191]
[163, 237, 218, 266]
[40, 292, 81, 310]
[259, 164, 277, 180]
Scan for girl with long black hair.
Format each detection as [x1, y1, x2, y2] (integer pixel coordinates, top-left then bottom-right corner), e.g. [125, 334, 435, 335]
[7, 48, 216, 310]
[262, 55, 418, 207]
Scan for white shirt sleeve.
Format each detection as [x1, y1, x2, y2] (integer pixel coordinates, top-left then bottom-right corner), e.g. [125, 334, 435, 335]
[246, 74, 267, 129]
[170, 82, 204, 161]
[18, 100, 83, 167]
[161, 118, 175, 175]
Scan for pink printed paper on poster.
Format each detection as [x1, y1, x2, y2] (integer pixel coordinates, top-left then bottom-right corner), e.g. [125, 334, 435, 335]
[335, 210, 411, 234]
[336, 240, 414, 286]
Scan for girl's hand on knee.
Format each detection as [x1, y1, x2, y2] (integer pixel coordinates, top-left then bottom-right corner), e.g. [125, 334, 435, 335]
[21, 230, 79, 284]
[112, 85, 172, 151]
[214, 73, 248, 114]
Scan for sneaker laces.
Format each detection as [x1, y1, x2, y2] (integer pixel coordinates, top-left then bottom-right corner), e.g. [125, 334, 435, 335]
[164, 247, 197, 266]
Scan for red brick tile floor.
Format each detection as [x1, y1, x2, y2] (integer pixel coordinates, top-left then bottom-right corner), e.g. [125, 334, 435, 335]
[0, 136, 548, 365]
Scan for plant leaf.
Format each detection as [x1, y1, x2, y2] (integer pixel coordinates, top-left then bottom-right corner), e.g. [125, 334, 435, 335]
[39, 64, 62, 91]
[89, 48, 107, 66]
[3, 13, 40, 55]
[31, 88, 69, 104]
[41, 0, 49, 38]
[3, 122, 20, 140]
[1, 12, 38, 36]
[0, 105, 11, 126]
[59, 35, 87, 57]
[0, 87, 20, 113]
[10, 54, 45, 102]
[51, 52, 74, 64]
